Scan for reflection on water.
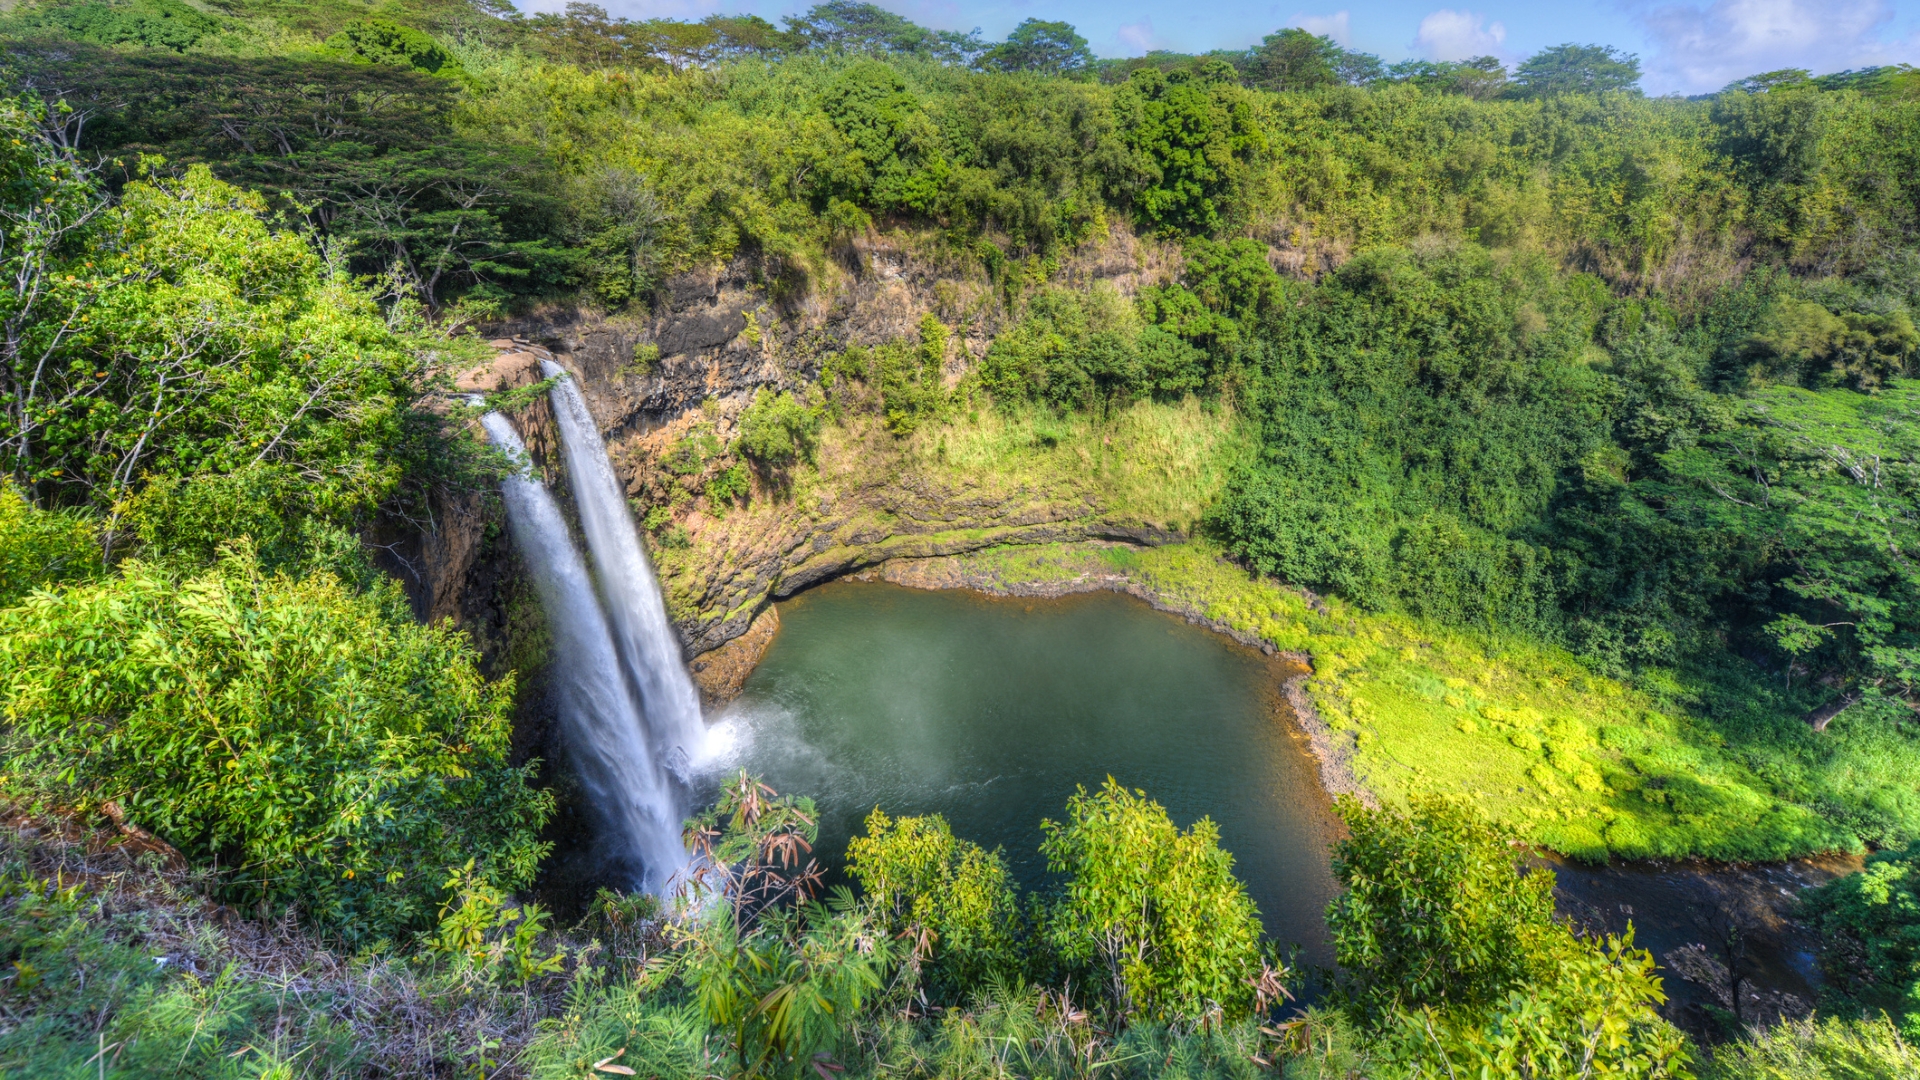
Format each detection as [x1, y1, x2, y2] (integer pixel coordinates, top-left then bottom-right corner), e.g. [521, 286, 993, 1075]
[707, 581, 1344, 965]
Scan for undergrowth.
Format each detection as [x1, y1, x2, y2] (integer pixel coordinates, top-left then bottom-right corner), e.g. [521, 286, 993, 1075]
[0, 813, 562, 1079]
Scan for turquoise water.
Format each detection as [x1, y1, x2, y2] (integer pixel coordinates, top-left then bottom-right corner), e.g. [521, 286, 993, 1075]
[712, 580, 1342, 962]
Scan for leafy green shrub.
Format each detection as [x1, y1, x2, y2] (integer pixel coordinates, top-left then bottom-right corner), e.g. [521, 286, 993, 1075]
[1700, 1014, 1918, 1079]
[979, 287, 1207, 410]
[1212, 242, 1607, 632]
[704, 461, 751, 508]
[823, 316, 950, 435]
[321, 18, 466, 79]
[686, 899, 893, 1077]
[683, 773, 894, 1076]
[0, 544, 552, 942]
[1740, 299, 1920, 390]
[813, 60, 950, 216]
[1388, 931, 1688, 1079]
[1802, 839, 1920, 1038]
[1038, 778, 1264, 1023]
[3, 158, 445, 546]
[0, 487, 97, 607]
[433, 860, 567, 986]
[1326, 793, 1557, 1019]
[846, 808, 1022, 997]
[736, 387, 821, 467]
[8, 0, 226, 51]
[1330, 796, 1689, 1077]
[1112, 63, 1266, 235]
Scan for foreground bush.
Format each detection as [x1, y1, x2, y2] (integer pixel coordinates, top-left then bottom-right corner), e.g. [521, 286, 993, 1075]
[1330, 795, 1690, 1078]
[1802, 838, 1920, 1039]
[0, 487, 98, 607]
[0, 543, 551, 941]
[1039, 778, 1266, 1024]
[847, 807, 1023, 997]
[1699, 1014, 1916, 1079]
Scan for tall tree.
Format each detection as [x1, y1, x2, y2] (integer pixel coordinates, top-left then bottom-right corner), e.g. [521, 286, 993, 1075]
[782, 1, 930, 55]
[1245, 28, 1342, 92]
[1511, 43, 1642, 97]
[982, 18, 1092, 76]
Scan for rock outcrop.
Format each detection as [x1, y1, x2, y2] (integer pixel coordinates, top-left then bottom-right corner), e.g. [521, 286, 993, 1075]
[451, 223, 1197, 660]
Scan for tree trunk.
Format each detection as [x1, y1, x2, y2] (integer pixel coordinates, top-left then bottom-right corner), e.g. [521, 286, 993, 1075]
[1807, 690, 1862, 732]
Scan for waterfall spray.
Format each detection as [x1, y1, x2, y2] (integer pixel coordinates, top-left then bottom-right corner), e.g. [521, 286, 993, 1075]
[479, 411, 688, 892]
[540, 360, 707, 778]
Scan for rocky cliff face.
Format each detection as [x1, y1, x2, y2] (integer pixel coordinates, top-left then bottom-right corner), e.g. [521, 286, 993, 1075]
[416, 224, 1199, 691]
[502, 224, 1176, 446]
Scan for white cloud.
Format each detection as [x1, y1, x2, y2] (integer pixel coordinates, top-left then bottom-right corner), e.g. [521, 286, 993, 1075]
[1292, 11, 1353, 47]
[1116, 20, 1159, 55]
[1632, 0, 1920, 95]
[1413, 9, 1506, 62]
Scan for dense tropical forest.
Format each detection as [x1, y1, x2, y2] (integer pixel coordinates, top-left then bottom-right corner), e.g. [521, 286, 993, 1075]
[1, 0, 1920, 1075]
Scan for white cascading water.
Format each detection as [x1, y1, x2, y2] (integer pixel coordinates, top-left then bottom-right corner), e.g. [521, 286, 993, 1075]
[539, 360, 707, 779]
[479, 410, 689, 892]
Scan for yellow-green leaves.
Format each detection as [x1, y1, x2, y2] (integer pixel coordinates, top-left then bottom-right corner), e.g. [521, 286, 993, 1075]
[846, 808, 1021, 995]
[1038, 778, 1265, 1024]
[0, 542, 552, 942]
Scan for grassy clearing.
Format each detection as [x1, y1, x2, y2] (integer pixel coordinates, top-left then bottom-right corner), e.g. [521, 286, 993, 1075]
[910, 396, 1255, 533]
[918, 541, 1891, 862]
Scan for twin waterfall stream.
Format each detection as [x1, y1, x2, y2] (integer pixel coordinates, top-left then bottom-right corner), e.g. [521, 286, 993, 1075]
[480, 362, 703, 893]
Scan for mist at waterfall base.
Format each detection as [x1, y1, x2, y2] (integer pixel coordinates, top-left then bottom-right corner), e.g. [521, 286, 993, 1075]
[709, 581, 1345, 964]
[481, 389, 703, 895]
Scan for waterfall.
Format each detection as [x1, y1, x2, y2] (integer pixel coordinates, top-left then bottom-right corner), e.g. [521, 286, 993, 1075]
[479, 411, 688, 892]
[540, 360, 707, 778]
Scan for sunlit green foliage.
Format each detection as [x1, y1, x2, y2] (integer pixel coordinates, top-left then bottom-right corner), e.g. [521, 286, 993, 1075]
[0, 137, 475, 555]
[1389, 931, 1689, 1080]
[1510, 44, 1643, 98]
[683, 772, 895, 1077]
[1330, 796, 1690, 1079]
[320, 18, 466, 77]
[825, 314, 951, 434]
[1739, 298, 1920, 389]
[0, 487, 97, 606]
[1698, 1015, 1918, 1079]
[979, 285, 1206, 409]
[3, 0, 232, 51]
[1327, 794, 1557, 1019]
[846, 808, 1022, 997]
[1038, 778, 1264, 1023]
[1802, 839, 1920, 1039]
[1214, 243, 1607, 634]
[736, 386, 822, 468]
[1113, 63, 1266, 235]
[0, 544, 552, 941]
[981, 19, 1092, 77]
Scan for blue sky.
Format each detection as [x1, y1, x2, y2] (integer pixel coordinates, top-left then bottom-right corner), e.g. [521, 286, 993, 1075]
[522, 0, 1920, 96]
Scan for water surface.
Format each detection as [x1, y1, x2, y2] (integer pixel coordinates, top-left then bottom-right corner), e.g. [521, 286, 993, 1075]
[711, 580, 1343, 963]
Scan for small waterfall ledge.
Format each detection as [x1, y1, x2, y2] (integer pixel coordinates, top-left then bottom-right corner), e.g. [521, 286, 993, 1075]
[480, 408, 690, 893]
